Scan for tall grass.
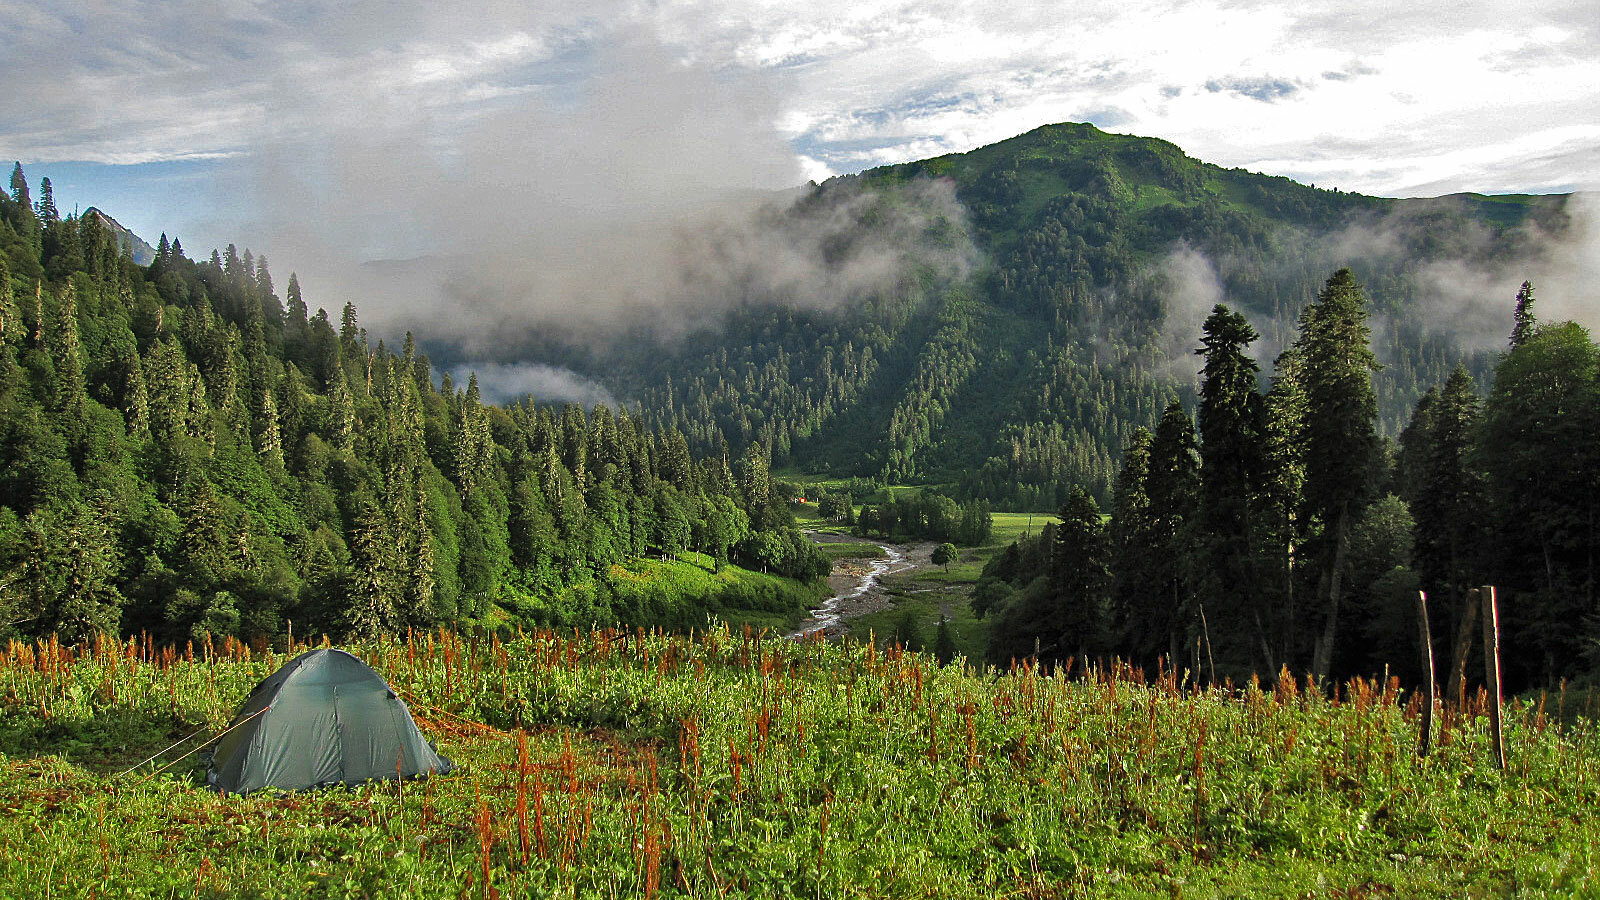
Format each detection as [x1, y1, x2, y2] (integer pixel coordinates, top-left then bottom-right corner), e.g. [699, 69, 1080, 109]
[1, 629, 1597, 897]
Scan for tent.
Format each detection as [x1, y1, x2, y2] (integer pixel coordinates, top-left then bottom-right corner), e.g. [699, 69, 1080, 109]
[206, 648, 454, 793]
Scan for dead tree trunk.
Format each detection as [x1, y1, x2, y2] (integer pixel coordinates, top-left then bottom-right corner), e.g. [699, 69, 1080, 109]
[1481, 585, 1507, 771]
[1416, 591, 1436, 757]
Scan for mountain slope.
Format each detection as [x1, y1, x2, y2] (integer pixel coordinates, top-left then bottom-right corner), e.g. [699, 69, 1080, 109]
[84, 207, 157, 265]
[512, 123, 1577, 507]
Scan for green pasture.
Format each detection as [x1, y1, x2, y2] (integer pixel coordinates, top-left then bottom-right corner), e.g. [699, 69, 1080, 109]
[2, 630, 1597, 898]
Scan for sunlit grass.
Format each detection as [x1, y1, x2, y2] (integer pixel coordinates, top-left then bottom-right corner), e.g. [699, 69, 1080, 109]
[4, 630, 1594, 898]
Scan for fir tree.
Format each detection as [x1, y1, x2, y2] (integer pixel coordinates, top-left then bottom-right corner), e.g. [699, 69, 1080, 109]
[1051, 487, 1109, 659]
[1195, 304, 1268, 673]
[1510, 281, 1537, 349]
[1295, 269, 1380, 679]
[8, 162, 29, 207]
[1144, 402, 1201, 668]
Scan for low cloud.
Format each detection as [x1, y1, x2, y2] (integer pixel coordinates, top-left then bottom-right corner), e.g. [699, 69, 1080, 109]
[1156, 244, 1226, 380]
[449, 362, 618, 407]
[1321, 192, 1600, 350]
[246, 29, 977, 363]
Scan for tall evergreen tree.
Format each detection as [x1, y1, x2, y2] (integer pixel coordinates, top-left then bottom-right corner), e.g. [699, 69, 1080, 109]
[1295, 269, 1380, 679]
[1478, 321, 1600, 683]
[1259, 349, 1309, 669]
[8, 163, 28, 207]
[1409, 367, 1484, 697]
[1108, 427, 1160, 662]
[1143, 402, 1201, 667]
[1194, 304, 1268, 673]
[1051, 487, 1109, 660]
[34, 177, 58, 225]
[1510, 280, 1537, 349]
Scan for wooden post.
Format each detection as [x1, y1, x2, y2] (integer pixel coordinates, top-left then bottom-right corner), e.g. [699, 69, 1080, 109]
[1416, 591, 1436, 757]
[1480, 585, 1507, 771]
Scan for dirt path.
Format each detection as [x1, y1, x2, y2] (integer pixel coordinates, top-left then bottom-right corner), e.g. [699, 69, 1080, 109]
[787, 534, 939, 640]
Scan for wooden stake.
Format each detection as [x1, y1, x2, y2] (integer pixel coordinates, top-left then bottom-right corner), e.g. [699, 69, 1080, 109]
[1416, 591, 1436, 757]
[1480, 585, 1507, 771]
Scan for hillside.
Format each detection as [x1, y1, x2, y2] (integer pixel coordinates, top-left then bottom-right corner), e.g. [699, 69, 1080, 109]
[521, 123, 1573, 507]
[0, 164, 830, 646]
[84, 207, 157, 265]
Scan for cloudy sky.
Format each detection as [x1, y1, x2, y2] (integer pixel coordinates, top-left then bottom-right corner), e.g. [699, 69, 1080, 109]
[3, 0, 1596, 291]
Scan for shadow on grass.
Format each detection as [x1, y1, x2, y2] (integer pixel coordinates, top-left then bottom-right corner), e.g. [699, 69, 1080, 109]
[0, 705, 208, 776]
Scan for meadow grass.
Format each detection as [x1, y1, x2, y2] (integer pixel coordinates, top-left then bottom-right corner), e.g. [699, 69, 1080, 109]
[3, 630, 1597, 898]
[851, 588, 992, 665]
[815, 543, 888, 562]
[526, 557, 825, 634]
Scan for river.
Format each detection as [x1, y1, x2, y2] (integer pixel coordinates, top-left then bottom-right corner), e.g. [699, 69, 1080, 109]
[786, 537, 916, 640]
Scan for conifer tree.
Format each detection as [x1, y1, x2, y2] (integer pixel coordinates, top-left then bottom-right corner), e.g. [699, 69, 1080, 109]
[0, 256, 13, 344]
[1410, 367, 1484, 686]
[122, 350, 151, 439]
[285, 273, 308, 328]
[1510, 281, 1536, 349]
[1259, 349, 1308, 667]
[737, 442, 771, 524]
[1479, 320, 1600, 682]
[1051, 487, 1109, 660]
[34, 177, 58, 225]
[1109, 427, 1158, 659]
[8, 162, 28, 207]
[17, 499, 123, 640]
[257, 388, 284, 472]
[47, 286, 87, 429]
[1195, 304, 1267, 671]
[1144, 401, 1201, 667]
[328, 375, 356, 453]
[346, 504, 399, 637]
[1296, 269, 1380, 679]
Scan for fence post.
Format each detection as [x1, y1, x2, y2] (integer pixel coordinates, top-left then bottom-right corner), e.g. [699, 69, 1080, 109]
[1416, 591, 1436, 757]
[1480, 585, 1507, 771]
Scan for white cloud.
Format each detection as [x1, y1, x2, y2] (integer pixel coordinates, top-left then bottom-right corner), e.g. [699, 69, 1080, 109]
[5, 0, 1595, 199]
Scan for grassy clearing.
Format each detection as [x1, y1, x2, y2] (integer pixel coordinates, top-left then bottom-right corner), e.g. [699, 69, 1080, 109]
[3, 631, 1597, 898]
[815, 542, 887, 562]
[985, 512, 1056, 552]
[852, 588, 992, 664]
[597, 556, 825, 634]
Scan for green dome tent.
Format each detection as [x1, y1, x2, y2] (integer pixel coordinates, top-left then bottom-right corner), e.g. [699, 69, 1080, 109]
[206, 648, 453, 793]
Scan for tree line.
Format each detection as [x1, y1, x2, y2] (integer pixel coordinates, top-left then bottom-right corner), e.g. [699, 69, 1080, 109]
[977, 271, 1596, 690]
[0, 164, 826, 644]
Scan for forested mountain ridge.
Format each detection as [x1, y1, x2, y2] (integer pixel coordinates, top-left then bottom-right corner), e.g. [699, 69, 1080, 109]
[0, 162, 829, 645]
[549, 122, 1573, 508]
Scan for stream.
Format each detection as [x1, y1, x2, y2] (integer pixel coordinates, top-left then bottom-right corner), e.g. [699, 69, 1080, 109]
[786, 538, 915, 640]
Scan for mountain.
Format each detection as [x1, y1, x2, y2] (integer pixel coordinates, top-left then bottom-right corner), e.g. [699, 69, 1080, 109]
[83, 206, 158, 265]
[506, 122, 1573, 508]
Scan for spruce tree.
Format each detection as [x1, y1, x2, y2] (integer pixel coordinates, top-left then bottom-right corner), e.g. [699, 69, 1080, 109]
[1195, 304, 1268, 673]
[1295, 269, 1380, 680]
[1410, 367, 1484, 693]
[35, 177, 58, 225]
[1144, 402, 1201, 668]
[1051, 487, 1109, 660]
[1259, 349, 1308, 669]
[8, 162, 28, 207]
[1510, 281, 1536, 349]
[1478, 321, 1600, 683]
[1108, 427, 1155, 655]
